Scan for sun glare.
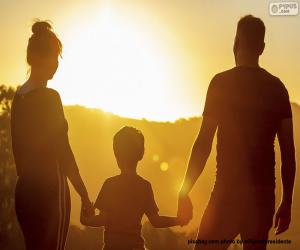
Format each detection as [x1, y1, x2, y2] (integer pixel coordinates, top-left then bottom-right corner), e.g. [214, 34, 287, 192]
[52, 5, 186, 121]
[160, 162, 169, 172]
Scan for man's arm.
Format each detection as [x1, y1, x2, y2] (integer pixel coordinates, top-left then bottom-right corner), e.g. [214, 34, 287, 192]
[275, 118, 296, 235]
[179, 116, 218, 196]
[177, 116, 217, 222]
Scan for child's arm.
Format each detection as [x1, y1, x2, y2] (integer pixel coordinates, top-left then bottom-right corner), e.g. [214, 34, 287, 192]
[80, 213, 107, 227]
[144, 183, 191, 228]
[147, 213, 185, 228]
[80, 203, 107, 227]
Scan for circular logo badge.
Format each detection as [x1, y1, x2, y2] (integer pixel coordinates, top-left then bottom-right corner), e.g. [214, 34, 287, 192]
[271, 4, 279, 14]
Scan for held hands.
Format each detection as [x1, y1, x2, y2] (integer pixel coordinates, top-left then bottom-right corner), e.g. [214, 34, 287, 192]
[81, 196, 95, 217]
[274, 201, 291, 235]
[80, 196, 95, 225]
[177, 194, 193, 227]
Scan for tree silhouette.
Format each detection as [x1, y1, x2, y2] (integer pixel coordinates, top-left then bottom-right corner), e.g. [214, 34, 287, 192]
[0, 85, 25, 249]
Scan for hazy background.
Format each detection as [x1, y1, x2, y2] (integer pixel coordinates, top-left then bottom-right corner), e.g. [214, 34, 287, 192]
[1, 0, 300, 120]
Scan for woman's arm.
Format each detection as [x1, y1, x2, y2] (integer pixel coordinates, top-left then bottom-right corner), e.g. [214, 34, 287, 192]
[50, 90, 92, 208]
[58, 129, 94, 212]
[67, 168, 91, 206]
[57, 130, 91, 205]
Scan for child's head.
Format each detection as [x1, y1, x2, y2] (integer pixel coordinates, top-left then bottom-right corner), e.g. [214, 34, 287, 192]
[113, 126, 145, 168]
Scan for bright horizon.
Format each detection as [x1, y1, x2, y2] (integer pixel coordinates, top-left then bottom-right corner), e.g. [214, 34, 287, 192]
[1, 0, 300, 121]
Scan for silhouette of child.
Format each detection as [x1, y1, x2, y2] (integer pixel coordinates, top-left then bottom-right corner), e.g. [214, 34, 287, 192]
[81, 126, 190, 250]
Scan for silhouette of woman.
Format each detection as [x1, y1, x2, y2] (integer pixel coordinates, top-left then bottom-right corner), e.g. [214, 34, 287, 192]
[10, 21, 92, 250]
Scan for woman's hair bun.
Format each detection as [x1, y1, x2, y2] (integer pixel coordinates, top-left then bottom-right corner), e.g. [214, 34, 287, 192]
[32, 21, 52, 35]
[27, 20, 62, 65]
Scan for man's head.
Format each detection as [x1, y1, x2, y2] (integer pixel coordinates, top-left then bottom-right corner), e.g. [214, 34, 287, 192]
[234, 15, 265, 60]
[113, 126, 145, 168]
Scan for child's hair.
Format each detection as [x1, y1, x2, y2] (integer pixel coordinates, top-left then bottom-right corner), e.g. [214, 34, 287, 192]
[113, 126, 145, 164]
[27, 20, 62, 66]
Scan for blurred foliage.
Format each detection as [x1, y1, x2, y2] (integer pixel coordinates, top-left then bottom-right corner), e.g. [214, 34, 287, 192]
[0, 85, 24, 249]
[66, 225, 103, 250]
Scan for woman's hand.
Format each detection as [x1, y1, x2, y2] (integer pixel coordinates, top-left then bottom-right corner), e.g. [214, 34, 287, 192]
[81, 196, 95, 217]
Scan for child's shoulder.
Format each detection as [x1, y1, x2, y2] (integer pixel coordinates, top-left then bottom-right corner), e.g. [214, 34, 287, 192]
[102, 175, 119, 184]
[135, 174, 152, 187]
[102, 174, 152, 188]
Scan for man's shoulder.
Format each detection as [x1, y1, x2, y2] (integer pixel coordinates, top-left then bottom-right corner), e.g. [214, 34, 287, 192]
[207, 68, 236, 91]
[259, 68, 282, 82]
[215, 67, 237, 77]
[214, 67, 284, 86]
[210, 67, 237, 84]
[258, 68, 289, 97]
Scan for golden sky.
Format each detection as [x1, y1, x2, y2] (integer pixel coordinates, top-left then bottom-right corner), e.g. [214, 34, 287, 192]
[1, 0, 300, 121]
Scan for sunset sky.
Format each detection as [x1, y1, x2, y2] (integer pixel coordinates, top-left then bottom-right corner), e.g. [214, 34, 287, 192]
[1, 0, 300, 121]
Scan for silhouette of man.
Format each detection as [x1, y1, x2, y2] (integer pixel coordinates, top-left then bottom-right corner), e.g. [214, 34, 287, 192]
[178, 15, 296, 250]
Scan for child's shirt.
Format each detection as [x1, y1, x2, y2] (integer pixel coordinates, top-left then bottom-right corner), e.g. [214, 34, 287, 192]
[95, 173, 159, 249]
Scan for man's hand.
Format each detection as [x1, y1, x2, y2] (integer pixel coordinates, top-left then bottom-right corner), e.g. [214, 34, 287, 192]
[177, 194, 193, 226]
[274, 202, 291, 235]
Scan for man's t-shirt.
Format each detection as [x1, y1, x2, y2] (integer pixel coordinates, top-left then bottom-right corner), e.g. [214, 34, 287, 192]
[94, 174, 159, 249]
[203, 66, 292, 190]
